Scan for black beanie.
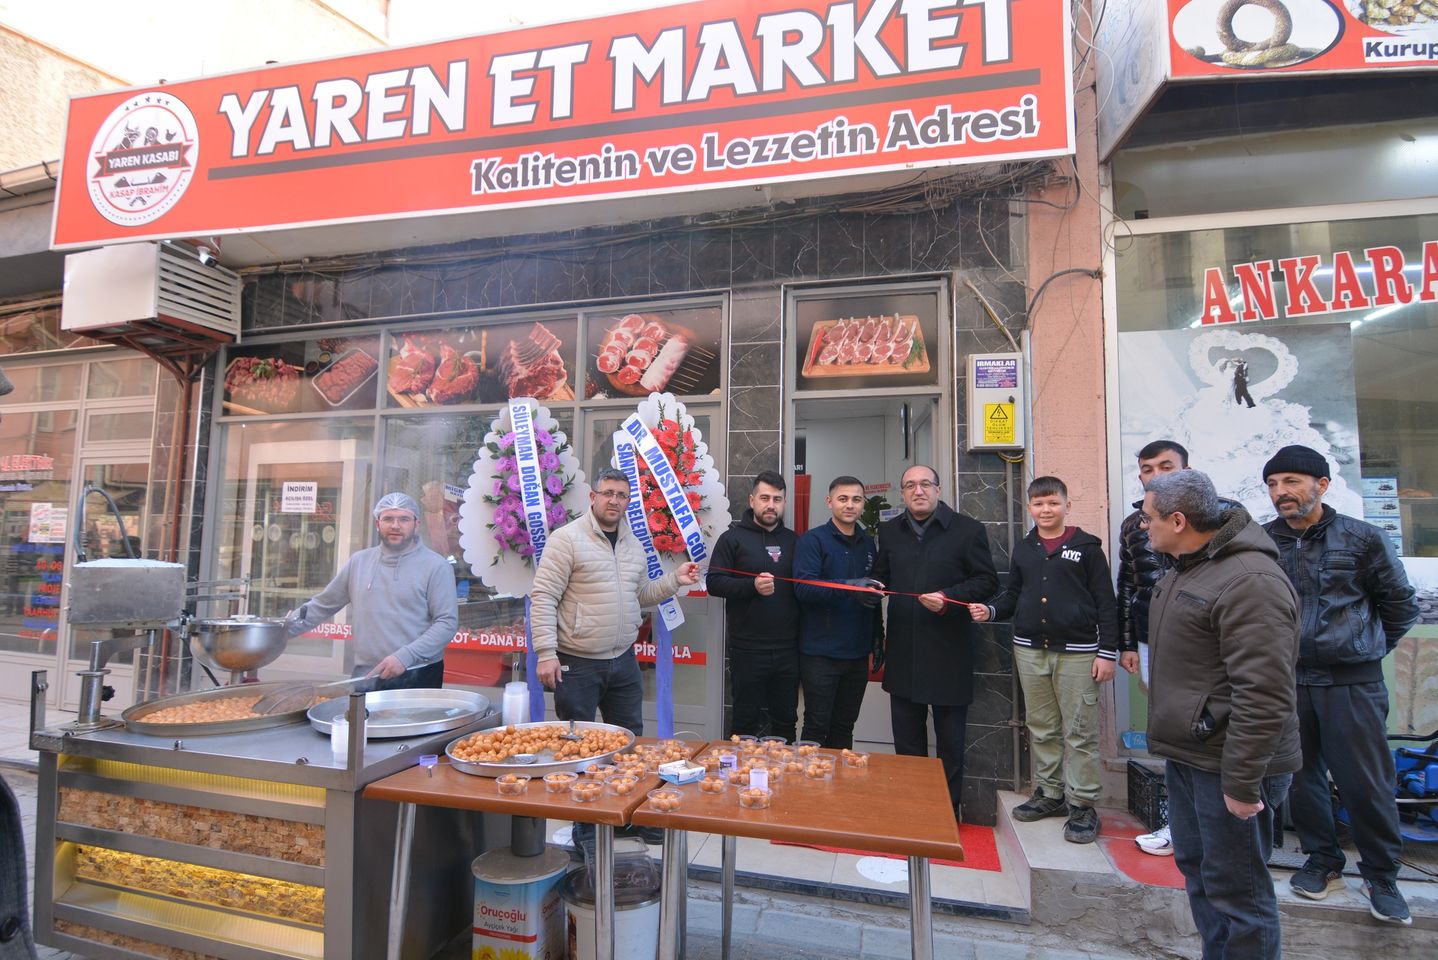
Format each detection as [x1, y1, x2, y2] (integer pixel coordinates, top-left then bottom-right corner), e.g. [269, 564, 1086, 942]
[1262, 445, 1330, 481]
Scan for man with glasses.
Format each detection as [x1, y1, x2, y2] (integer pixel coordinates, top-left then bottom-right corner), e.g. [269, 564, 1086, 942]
[874, 465, 999, 820]
[286, 492, 459, 690]
[531, 468, 700, 733]
[1143, 470, 1300, 960]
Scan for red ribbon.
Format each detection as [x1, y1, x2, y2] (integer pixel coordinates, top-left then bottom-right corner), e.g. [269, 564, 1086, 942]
[704, 566, 968, 605]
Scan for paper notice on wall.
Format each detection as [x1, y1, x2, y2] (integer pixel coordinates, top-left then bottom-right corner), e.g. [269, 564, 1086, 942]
[281, 482, 318, 513]
[27, 502, 67, 543]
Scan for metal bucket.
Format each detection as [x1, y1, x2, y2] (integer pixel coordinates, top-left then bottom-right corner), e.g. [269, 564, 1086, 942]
[471, 846, 570, 960]
[189, 615, 289, 672]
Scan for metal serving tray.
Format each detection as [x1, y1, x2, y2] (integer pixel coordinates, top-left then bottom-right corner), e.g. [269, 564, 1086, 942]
[445, 720, 635, 778]
[307, 688, 491, 739]
[121, 682, 313, 737]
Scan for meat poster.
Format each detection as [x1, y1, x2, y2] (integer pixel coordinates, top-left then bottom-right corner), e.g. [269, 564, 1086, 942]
[793, 290, 941, 391]
[585, 305, 721, 398]
[388, 319, 577, 406]
[223, 335, 380, 415]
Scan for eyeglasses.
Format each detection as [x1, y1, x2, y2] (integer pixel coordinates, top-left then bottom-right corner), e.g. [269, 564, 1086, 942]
[594, 490, 630, 501]
[377, 515, 416, 526]
[900, 480, 938, 492]
[1138, 511, 1172, 527]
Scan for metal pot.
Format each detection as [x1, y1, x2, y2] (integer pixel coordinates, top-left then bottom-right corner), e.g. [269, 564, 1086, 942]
[189, 615, 290, 673]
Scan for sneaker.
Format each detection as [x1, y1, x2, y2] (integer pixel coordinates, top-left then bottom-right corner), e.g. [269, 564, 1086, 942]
[1064, 804, 1100, 844]
[1290, 860, 1344, 900]
[1135, 825, 1174, 856]
[1363, 879, 1412, 926]
[1012, 792, 1068, 822]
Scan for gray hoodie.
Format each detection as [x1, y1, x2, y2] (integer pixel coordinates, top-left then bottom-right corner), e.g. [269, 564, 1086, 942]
[287, 540, 458, 670]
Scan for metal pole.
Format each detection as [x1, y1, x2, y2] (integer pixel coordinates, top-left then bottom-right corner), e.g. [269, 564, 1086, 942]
[386, 802, 416, 960]
[594, 822, 616, 960]
[658, 827, 685, 960]
[908, 856, 933, 960]
[721, 833, 736, 960]
[676, 829, 688, 960]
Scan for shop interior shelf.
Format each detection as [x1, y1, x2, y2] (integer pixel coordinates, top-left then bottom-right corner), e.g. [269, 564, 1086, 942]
[53, 881, 323, 960]
[57, 763, 327, 824]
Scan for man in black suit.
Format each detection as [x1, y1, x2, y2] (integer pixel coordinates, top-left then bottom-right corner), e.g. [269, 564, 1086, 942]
[874, 465, 999, 820]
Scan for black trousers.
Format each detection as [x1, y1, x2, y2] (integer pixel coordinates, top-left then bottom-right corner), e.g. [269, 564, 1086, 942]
[890, 692, 968, 817]
[800, 654, 870, 749]
[1289, 681, 1402, 881]
[729, 646, 800, 744]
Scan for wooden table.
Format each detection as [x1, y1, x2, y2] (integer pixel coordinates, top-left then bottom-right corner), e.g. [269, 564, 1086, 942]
[630, 748, 964, 960]
[362, 737, 701, 960]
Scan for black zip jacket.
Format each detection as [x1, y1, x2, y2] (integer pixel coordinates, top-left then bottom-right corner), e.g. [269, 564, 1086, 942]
[1264, 506, 1419, 686]
[984, 527, 1119, 659]
[705, 510, 800, 651]
[1116, 508, 1164, 654]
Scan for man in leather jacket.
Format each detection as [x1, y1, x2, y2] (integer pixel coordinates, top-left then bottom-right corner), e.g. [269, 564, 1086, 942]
[1262, 444, 1419, 925]
[1116, 440, 1189, 684]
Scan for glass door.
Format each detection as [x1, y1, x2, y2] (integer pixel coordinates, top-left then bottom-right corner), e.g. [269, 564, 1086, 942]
[61, 458, 151, 711]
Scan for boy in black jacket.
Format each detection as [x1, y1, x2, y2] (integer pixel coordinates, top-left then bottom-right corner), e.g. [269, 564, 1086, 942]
[969, 476, 1118, 843]
[706, 471, 801, 742]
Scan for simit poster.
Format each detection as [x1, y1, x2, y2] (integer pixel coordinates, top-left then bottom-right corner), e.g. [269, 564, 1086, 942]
[1118, 322, 1363, 521]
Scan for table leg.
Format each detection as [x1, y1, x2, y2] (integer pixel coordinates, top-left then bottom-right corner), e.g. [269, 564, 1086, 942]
[595, 822, 616, 960]
[721, 833, 736, 960]
[386, 802, 416, 960]
[658, 828, 686, 960]
[907, 855, 932, 960]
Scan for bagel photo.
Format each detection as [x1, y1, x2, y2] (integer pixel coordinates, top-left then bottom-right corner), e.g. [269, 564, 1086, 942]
[1172, 0, 1344, 69]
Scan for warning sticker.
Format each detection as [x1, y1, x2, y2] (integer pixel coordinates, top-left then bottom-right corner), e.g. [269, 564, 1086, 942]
[983, 403, 1016, 446]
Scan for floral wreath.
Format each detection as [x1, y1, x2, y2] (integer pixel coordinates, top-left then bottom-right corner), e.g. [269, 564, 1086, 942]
[619, 393, 729, 597]
[457, 400, 589, 597]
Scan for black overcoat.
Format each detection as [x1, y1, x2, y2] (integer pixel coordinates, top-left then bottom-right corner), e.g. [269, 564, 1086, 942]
[874, 502, 999, 706]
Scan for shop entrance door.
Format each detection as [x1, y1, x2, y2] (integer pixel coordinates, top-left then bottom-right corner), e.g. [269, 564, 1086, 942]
[792, 394, 943, 750]
[60, 457, 151, 711]
[237, 439, 361, 678]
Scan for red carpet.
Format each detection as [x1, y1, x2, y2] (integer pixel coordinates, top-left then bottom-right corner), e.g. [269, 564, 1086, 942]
[1097, 808, 1185, 889]
[771, 822, 1001, 872]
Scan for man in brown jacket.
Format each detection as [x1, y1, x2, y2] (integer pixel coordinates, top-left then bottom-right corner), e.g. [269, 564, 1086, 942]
[1143, 470, 1301, 960]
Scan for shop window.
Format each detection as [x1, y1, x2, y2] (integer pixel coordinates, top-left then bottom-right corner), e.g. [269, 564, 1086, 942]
[386, 319, 577, 408]
[0, 364, 83, 405]
[584, 305, 722, 399]
[0, 410, 79, 656]
[223, 335, 381, 415]
[0, 304, 100, 356]
[86, 357, 157, 399]
[211, 419, 375, 667]
[84, 410, 154, 445]
[1114, 211, 1438, 736]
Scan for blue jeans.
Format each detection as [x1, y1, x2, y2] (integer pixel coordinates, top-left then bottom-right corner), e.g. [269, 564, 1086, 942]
[552, 649, 645, 734]
[1166, 762, 1292, 960]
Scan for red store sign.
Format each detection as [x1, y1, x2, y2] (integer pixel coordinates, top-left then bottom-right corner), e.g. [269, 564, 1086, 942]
[53, 0, 1074, 248]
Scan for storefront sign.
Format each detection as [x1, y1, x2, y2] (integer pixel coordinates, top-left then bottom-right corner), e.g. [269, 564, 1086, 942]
[53, 0, 1074, 247]
[0, 454, 56, 492]
[1199, 238, 1438, 324]
[973, 356, 1019, 388]
[1169, 0, 1438, 79]
[280, 482, 318, 513]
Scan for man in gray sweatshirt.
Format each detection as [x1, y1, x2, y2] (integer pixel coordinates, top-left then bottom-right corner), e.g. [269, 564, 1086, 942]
[286, 492, 459, 689]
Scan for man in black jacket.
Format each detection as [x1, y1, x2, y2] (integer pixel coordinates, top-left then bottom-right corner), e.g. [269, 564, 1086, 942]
[706, 471, 801, 743]
[1262, 445, 1420, 926]
[874, 464, 999, 819]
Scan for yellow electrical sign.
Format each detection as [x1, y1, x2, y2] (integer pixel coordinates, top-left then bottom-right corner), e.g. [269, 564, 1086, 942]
[983, 403, 1016, 446]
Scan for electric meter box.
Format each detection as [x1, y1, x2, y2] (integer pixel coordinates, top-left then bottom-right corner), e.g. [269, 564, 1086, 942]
[965, 352, 1025, 452]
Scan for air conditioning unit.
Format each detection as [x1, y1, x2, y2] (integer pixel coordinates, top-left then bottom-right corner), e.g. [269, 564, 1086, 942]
[61, 241, 242, 342]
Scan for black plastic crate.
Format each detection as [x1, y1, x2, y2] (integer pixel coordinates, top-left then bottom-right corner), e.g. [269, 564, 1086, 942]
[1127, 760, 1168, 831]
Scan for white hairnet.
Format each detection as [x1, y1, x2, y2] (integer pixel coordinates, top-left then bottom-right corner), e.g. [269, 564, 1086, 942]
[373, 492, 420, 519]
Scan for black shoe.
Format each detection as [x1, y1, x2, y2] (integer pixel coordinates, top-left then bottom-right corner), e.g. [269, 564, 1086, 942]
[1363, 879, 1412, 926]
[1063, 804, 1099, 844]
[635, 825, 665, 847]
[1290, 859, 1344, 900]
[1012, 792, 1068, 822]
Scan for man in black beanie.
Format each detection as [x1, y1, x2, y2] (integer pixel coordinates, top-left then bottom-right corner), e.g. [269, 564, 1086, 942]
[1262, 444, 1419, 925]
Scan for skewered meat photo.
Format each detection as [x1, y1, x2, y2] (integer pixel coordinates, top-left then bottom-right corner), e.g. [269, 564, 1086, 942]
[588, 309, 719, 396]
[804, 314, 929, 379]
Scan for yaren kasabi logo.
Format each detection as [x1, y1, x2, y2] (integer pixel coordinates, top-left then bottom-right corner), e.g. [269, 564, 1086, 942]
[87, 92, 198, 226]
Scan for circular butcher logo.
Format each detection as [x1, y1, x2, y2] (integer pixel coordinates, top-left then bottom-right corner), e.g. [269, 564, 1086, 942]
[87, 92, 198, 226]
